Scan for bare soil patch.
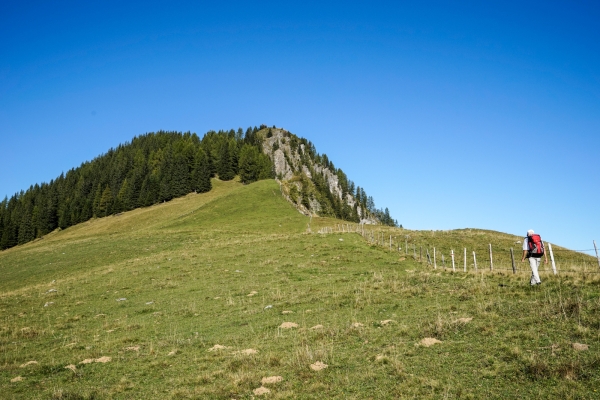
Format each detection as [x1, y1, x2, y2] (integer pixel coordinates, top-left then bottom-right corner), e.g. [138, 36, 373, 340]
[418, 338, 442, 347]
[454, 317, 473, 324]
[310, 361, 328, 371]
[261, 376, 283, 385]
[351, 322, 364, 328]
[208, 344, 228, 352]
[20, 361, 38, 368]
[279, 322, 298, 329]
[380, 320, 394, 326]
[253, 386, 271, 395]
[125, 346, 140, 352]
[281, 310, 294, 314]
[310, 324, 324, 330]
[11, 376, 24, 383]
[65, 364, 77, 373]
[572, 343, 589, 351]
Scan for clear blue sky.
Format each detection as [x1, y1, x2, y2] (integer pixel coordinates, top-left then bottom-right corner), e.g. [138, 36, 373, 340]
[1, 1, 599, 253]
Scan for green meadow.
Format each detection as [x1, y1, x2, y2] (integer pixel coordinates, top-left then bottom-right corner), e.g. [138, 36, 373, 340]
[1, 179, 599, 399]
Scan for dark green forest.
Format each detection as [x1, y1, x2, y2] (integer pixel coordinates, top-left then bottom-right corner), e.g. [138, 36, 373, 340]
[0, 126, 396, 251]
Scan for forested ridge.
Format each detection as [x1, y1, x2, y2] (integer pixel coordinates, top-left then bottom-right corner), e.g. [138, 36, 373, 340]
[0, 126, 396, 251]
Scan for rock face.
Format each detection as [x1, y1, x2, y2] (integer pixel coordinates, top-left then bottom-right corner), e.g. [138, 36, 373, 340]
[261, 128, 366, 220]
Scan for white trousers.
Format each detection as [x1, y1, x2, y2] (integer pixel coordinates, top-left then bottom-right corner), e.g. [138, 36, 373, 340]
[529, 257, 541, 285]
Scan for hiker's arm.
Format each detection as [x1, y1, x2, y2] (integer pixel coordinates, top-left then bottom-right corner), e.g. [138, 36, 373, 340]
[521, 250, 527, 262]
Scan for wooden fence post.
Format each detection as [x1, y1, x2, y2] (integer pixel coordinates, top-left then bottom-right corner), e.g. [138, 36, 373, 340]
[413, 244, 416, 260]
[427, 249, 431, 265]
[489, 244, 493, 271]
[473, 251, 477, 271]
[433, 247, 437, 269]
[510, 248, 516, 274]
[463, 248, 467, 272]
[594, 240, 600, 269]
[548, 243, 557, 275]
[451, 250, 455, 272]
[405, 238, 408, 254]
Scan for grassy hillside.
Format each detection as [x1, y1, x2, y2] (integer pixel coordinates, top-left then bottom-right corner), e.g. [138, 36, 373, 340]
[1, 179, 599, 399]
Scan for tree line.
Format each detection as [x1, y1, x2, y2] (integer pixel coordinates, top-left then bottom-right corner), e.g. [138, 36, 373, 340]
[0, 126, 398, 251]
[0, 128, 272, 250]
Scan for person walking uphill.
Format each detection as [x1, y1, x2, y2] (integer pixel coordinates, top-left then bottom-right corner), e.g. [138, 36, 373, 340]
[521, 229, 548, 286]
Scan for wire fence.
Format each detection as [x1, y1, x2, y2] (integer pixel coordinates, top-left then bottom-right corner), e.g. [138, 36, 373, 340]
[316, 223, 600, 275]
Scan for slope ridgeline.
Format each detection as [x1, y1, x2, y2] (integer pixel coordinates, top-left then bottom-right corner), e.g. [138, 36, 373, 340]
[0, 125, 397, 250]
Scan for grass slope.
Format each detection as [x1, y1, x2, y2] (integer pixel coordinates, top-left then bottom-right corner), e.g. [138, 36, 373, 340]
[1, 179, 599, 399]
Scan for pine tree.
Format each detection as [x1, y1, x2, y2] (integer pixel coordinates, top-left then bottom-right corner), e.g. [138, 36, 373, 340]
[98, 186, 113, 217]
[116, 178, 132, 212]
[257, 153, 274, 180]
[192, 149, 211, 193]
[17, 206, 35, 244]
[217, 140, 235, 181]
[238, 144, 258, 184]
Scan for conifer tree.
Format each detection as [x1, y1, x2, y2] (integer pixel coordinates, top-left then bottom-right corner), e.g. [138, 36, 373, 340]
[116, 178, 132, 212]
[17, 206, 35, 244]
[217, 140, 235, 181]
[238, 144, 258, 184]
[192, 148, 211, 193]
[98, 186, 113, 217]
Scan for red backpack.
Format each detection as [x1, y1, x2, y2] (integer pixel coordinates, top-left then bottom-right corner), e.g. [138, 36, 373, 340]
[528, 234, 545, 257]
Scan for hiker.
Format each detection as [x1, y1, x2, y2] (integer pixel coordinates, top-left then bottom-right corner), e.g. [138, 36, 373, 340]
[521, 229, 548, 286]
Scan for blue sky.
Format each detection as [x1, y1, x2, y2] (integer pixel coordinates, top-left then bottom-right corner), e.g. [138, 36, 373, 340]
[1, 1, 599, 253]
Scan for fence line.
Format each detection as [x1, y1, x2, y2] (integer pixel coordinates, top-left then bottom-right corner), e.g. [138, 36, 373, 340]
[316, 224, 600, 274]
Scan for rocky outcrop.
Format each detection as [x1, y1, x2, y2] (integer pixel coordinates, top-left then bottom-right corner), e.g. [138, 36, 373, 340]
[261, 127, 364, 220]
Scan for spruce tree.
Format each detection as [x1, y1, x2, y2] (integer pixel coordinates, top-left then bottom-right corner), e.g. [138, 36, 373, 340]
[192, 148, 211, 193]
[238, 144, 258, 184]
[217, 140, 235, 181]
[116, 178, 132, 212]
[17, 206, 35, 244]
[98, 186, 113, 217]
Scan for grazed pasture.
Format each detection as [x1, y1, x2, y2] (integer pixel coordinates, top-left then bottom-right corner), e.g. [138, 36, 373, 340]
[1, 179, 599, 399]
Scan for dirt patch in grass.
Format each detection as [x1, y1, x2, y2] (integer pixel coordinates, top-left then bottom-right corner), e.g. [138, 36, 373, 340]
[261, 376, 283, 385]
[310, 361, 328, 371]
[239, 349, 259, 355]
[351, 322, 364, 328]
[125, 346, 140, 352]
[282, 310, 294, 314]
[279, 322, 298, 329]
[310, 324, 324, 330]
[380, 320, 394, 326]
[10, 376, 24, 383]
[80, 356, 111, 364]
[208, 344, 228, 352]
[572, 343, 589, 351]
[20, 361, 38, 368]
[418, 338, 442, 347]
[253, 386, 270, 395]
[454, 317, 473, 324]
[64, 364, 77, 373]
